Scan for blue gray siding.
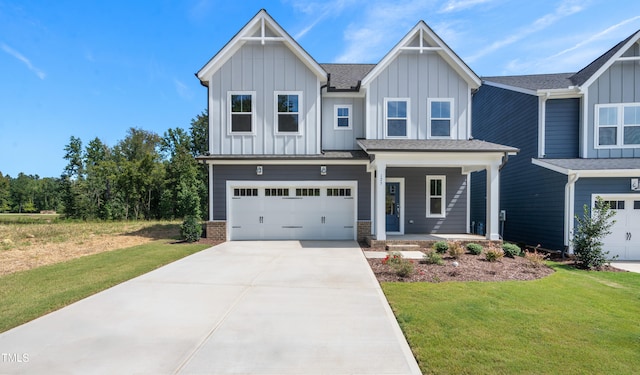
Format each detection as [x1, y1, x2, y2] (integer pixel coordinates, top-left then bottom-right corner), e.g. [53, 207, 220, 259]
[321, 97, 365, 150]
[545, 98, 579, 158]
[212, 165, 370, 220]
[366, 51, 470, 140]
[387, 167, 467, 234]
[209, 43, 321, 156]
[471, 84, 566, 250]
[586, 45, 640, 158]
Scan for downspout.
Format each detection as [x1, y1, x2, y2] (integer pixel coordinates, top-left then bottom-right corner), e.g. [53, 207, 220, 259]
[320, 81, 328, 154]
[564, 172, 579, 258]
[499, 152, 509, 171]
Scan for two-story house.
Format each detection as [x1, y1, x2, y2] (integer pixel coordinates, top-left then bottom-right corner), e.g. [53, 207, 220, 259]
[196, 9, 517, 244]
[471, 29, 640, 260]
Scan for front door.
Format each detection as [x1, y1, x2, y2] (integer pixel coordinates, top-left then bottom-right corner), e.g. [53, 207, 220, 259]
[386, 182, 400, 232]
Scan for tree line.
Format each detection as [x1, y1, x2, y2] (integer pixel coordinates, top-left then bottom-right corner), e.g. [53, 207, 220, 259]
[0, 111, 208, 221]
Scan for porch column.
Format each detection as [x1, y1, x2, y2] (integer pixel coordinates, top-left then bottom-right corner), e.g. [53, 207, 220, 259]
[370, 170, 376, 236]
[485, 162, 500, 241]
[208, 163, 214, 221]
[375, 162, 387, 240]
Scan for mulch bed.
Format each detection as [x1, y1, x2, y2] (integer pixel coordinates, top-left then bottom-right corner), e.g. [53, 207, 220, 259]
[368, 252, 556, 282]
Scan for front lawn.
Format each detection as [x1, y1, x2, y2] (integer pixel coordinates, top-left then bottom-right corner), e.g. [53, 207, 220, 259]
[383, 263, 640, 374]
[0, 241, 209, 333]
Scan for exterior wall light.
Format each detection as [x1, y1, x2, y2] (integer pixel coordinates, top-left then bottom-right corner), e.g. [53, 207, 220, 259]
[256, 166, 263, 175]
[320, 165, 327, 175]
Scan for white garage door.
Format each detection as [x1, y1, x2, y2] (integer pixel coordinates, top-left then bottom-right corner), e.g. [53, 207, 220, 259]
[228, 182, 356, 240]
[599, 195, 640, 260]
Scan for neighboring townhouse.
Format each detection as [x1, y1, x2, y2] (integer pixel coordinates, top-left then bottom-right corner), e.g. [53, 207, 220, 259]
[196, 9, 517, 243]
[471, 29, 640, 260]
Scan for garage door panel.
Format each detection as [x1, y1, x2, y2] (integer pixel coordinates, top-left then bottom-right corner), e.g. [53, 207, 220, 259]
[229, 183, 356, 241]
[599, 196, 640, 261]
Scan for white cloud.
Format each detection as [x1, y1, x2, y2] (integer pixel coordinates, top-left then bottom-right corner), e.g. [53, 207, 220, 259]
[288, 0, 358, 39]
[439, 0, 494, 13]
[1, 43, 46, 79]
[174, 78, 192, 100]
[465, 0, 586, 63]
[334, 0, 437, 63]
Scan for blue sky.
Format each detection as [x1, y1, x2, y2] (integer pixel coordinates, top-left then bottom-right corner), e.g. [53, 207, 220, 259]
[1, 0, 639, 178]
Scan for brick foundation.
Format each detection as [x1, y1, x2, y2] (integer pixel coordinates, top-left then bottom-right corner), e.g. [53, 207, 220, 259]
[357, 221, 371, 242]
[205, 221, 227, 241]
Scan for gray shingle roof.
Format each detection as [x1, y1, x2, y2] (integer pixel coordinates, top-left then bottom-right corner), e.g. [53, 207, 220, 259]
[536, 158, 640, 171]
[483, 29, 640, 91]
[357, 139, 519, 153]
[320, 64, 376, 91]
[482, 73, 575, 91]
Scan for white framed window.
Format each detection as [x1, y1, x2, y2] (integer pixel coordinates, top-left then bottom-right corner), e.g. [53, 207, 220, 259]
[384, 98, 410, 138]
[275, 91, 303, 135]
[334, 105, 352, 130]
[428, 98, 454, 138]
[228, 91, 256, 134]
[426, 176, 446, 218]
[595, 103, 640, 147]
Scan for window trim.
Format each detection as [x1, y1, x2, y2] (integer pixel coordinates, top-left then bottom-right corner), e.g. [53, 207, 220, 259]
[274, 91, 303, 136]
[334, 104, 352, 130]
[426, 175, 446, 218]
[227, 91, 256, 135]
[384, 98, 410, 139]
[427, 98, 454, 139]
[595, 102, 640, 148]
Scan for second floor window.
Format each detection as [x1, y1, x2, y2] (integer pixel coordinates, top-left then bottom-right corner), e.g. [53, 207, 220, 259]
[385, 98, 409, 138]
[229, 92, 255, 134]
[276, 92, 302, 134]
[596, 103, 640, 147]
[428, 99, 453, 138]
[335, 105, 352, 129]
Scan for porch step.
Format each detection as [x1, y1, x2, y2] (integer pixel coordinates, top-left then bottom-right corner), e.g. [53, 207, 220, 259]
[386, 244, 420, 252]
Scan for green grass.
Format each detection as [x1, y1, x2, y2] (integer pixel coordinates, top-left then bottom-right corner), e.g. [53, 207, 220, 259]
[0, 241, 209, 333]
[383, 263, 640, 375]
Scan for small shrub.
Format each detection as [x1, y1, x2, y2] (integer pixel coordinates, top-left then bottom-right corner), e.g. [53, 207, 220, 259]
[466, 243, 483, 255]
[572, 196, 617, 269]
[383, 252, 415, 278]
[180, 215, 202, 243]
[525, 250, 548, 268]
[503, 243, 522, 258]
[422, 251, 444, 265]
[485, 246, 504, 262]
[448, 241, 464, 259]
[433, 241, 449, 254]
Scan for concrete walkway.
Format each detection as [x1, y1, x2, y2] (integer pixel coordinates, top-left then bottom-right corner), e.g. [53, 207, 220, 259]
[612, 261, 640, 273]
[0, 241, 421, 374]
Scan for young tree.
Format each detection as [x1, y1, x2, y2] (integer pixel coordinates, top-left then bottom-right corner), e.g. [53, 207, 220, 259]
[0, 172, 11, 212]
[572, 196, 617, 269]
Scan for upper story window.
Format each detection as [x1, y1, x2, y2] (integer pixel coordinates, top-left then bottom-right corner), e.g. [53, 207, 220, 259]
[334, 105, 352, 130]
[428, 99, 453, 138]
[275, 92, 302, 135]
[426, 176, 446, 218]
[385, 98, 410, 138]
[596, 103, 640, 147]
[228, 92, 255, 134]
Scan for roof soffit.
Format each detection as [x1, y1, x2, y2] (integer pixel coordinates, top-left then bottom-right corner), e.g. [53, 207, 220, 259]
[197, 9, 326, 83]
[361, 21, 481, 88]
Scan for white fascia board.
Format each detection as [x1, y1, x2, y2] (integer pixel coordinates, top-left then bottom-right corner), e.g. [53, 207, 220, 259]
[536, 88, 582, 99]
[197, 10, 326, 83]
[370, 151, 504, 167]
[532, 158, 640, 177]
[322, 91, 366, 99]
[204, 158, 370, 166]
[580, 30, 640, 90]
[361, 22, 480, 88]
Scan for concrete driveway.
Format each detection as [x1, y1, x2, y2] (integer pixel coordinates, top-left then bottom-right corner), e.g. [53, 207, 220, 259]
[0, 241, 421, 374]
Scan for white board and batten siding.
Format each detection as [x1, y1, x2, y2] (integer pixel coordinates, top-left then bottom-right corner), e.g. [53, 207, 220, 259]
[321, 97, 366, 150]
[366, 52, 471, 140]
[209, 42, 321, 156]
[586, 43, 640, 158]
